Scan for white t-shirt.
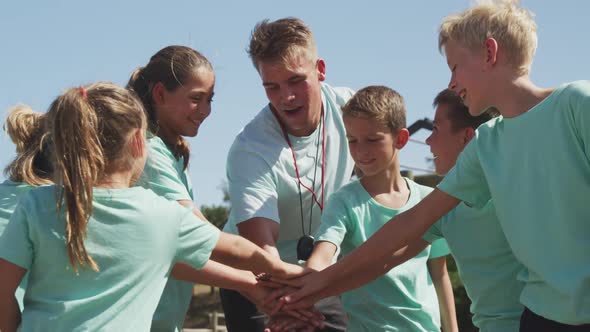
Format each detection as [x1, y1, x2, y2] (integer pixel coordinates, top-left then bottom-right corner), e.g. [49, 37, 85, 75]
[224, 82, 355, 263]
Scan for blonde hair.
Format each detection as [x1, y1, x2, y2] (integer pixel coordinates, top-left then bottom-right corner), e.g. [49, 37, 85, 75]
[248, 17, 318, 71]
[127, 45, 213, 170]
[438, 0, 537, 75]
[342, 86, 406, 132]
[4, 105, 52, 186]
[47, 82, 146, 272]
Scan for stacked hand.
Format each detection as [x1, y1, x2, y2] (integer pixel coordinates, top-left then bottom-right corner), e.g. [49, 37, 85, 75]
[256, 269, 333, 331]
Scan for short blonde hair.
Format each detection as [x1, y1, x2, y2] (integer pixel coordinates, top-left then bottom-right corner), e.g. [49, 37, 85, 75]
[439, 0, 537, 75]
[342, 86, 406, 133]
[248, 17, 318, 71]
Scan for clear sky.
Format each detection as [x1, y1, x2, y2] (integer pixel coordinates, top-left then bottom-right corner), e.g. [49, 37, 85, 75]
[1, 0, 588, 206]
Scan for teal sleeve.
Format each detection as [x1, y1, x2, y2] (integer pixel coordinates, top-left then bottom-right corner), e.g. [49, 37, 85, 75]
[0, 202, 33, 270]
[570, 81, 590, 160]
[141, 141, 192, 202]
[422, 219, 444, 244]
[438, 137, 491, 208]
[174, 209, 221, 269]
[314, 193, 349, 250]
[428, 238, 450, 259]
[226, 144, 279, 225]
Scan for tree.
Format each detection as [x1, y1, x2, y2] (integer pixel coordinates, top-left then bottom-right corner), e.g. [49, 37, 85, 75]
[201, 181, 230, 229]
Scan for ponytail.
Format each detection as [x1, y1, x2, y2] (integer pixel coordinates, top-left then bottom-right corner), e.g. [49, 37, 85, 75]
[48, 82, 146, 272]
[4, 105, 52, 186]
[50, 87, 104, 272]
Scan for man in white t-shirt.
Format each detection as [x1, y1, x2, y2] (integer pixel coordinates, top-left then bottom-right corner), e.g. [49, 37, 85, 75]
[221, 17, 354, 331]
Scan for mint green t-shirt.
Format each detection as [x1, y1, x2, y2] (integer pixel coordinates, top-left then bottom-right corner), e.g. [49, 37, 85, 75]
[224, 83, 355, 264]
[316, 179, 450, 331]
[438, 81, 590, 325]
[138, 136, 196, 332]
[0, 180, 34, 310]
[0, 185, 220, 332]
[423, 200, 524, 332]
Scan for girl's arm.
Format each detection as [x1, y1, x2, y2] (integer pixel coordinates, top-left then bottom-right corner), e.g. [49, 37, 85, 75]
[172, 260, 278, 312]
[0, 259, 26, 332]
[172, 260, 257, 293]
[428, 256, 458, 332]
[210, 232, 308, 279]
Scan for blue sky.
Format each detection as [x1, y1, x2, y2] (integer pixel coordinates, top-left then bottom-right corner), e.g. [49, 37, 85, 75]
[1, 0, 588, 206]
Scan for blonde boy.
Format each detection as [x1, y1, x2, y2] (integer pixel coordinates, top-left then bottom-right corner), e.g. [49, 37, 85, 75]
[277, 2, 590, 331]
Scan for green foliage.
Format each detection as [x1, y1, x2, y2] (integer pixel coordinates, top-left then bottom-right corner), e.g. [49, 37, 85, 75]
[201, 205, 229, 229]
[414, 174, 477, 331]
[200, 181, 231, 229]
[447, 256, 477, 331]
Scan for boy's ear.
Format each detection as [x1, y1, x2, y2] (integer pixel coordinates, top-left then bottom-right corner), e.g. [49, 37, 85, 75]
[396, 128, 410, 149]
[463, 127, 476, 145]
[151, 82, 166, 107]
[316, 58, 326, 82]
[484, 37, 498, 67]
[130, 129, 145, 158]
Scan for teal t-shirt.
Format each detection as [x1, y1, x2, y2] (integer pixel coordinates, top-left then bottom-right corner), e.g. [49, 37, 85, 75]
[0, 179, 34, 310]
[140, 136, 194, 201]
[0, 185, 220, 332]
[137, 136, 196, 332]
[423, 200, 524, 332]
[224, 83, 355, 264]
[438, 80, 590, 325]
[316, 178, 450, 331]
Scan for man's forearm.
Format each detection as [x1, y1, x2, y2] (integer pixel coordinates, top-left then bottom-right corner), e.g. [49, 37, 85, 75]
[0, 295, 21, 332]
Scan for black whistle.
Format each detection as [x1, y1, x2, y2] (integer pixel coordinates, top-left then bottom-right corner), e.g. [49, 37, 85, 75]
[297, 235, 315, 261]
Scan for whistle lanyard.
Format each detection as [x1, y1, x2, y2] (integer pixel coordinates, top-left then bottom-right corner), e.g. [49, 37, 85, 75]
[273, 106, 326, 236]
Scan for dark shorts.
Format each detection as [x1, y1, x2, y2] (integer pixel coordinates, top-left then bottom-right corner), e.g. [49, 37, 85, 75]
[520, 307, 590, 332]
[220, 288, 348, 332]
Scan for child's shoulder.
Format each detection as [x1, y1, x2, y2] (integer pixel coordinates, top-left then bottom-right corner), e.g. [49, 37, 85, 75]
[405, 178, 434, 200]
[561, 80, 590, 93]
[146, 136, 174, 158]
[327, 179, 364, 204]
[548, 80, 590, 104]
[24, 184, 58, 200]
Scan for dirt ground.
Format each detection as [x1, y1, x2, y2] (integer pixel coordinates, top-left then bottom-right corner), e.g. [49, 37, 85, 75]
[184, 285, 225, 329]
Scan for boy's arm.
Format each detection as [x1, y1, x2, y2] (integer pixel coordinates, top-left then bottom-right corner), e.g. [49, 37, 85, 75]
[428, 256, 458, 332]
[0, 259, 26, 332]
[281, 189, 460, 309]
[272, 238, 430, 311]
[306, 241, 337, 271]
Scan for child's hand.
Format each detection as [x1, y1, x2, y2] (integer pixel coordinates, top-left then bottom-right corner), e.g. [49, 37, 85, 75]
[241, 281, 279, 315]
[273, 262, 314, 280]
[273, 271, 331, 312]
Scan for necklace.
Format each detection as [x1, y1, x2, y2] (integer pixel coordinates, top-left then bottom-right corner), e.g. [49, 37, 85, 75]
[271, 105, 326, 260]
